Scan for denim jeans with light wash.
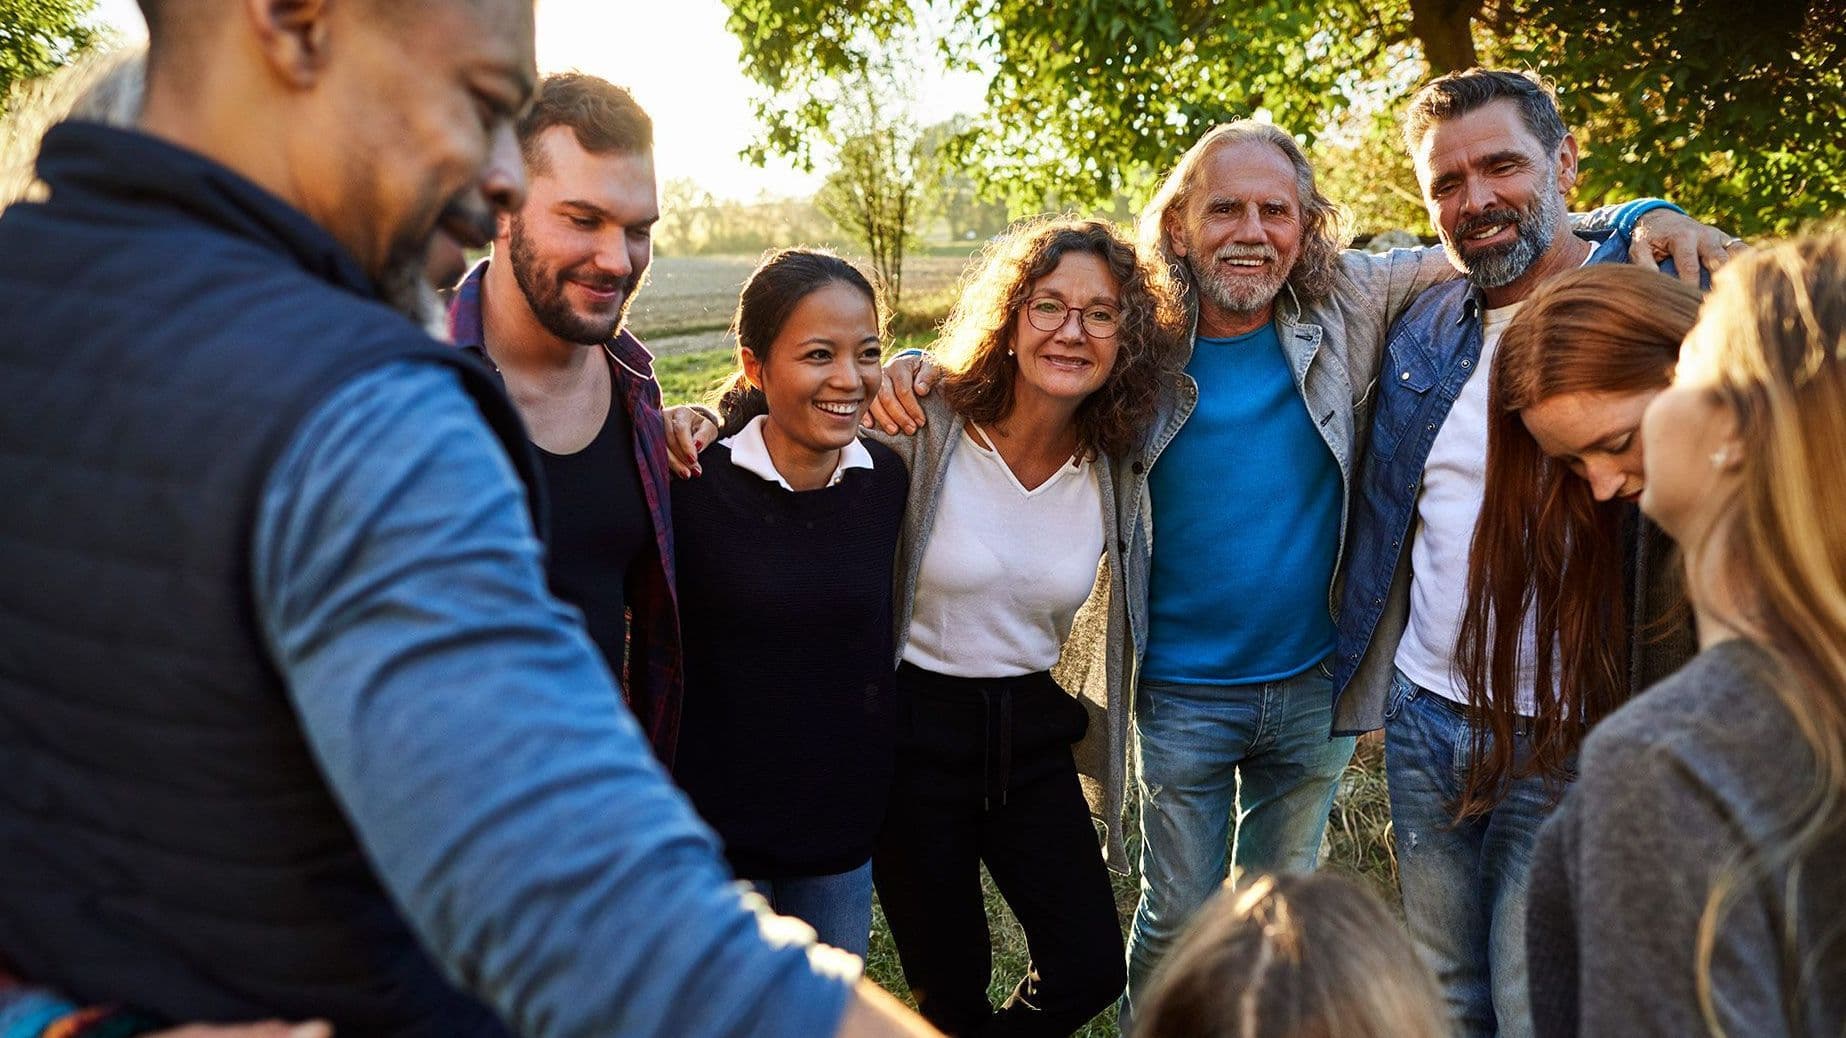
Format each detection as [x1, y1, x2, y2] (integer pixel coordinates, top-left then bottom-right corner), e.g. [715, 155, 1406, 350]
[1385, 668, 1565, 1038]
[1120, 660, 1356, 1022]
[747, 860, 874, 959]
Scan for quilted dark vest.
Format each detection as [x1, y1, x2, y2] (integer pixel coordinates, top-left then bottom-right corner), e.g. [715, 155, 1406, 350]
[0, 123, 532, 1035]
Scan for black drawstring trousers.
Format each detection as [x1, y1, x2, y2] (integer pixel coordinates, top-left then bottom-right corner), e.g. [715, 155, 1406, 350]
[873, 663, 1126, 1037]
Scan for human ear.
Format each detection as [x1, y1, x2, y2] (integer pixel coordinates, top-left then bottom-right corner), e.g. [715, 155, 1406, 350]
[244, 0, 335, 88]
[740, 347, 765, 392]
[1166, 215, 1188, 259]
[1555, 133, 1581, 193]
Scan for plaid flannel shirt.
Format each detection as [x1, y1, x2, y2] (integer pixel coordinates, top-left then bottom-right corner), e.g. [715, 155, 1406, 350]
[447, 261, 684, 765]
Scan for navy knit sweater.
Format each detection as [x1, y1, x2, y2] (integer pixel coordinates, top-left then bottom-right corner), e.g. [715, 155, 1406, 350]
[671, 439, 908, 877]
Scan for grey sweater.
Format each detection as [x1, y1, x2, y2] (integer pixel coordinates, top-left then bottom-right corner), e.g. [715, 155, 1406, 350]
[1527, 639, 1846, 1037]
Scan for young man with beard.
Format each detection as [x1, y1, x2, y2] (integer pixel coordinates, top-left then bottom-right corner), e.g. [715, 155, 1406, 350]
[1332, 69, 1728, 1038]
[448, 73, 689, 763]
[0, 2, 933, 1034]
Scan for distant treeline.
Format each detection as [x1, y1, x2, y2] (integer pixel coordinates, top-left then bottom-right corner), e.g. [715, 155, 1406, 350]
[654, 180, 841, 257]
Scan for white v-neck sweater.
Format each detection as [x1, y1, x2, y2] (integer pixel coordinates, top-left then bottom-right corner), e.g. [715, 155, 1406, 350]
[903, 428, 1106, 678]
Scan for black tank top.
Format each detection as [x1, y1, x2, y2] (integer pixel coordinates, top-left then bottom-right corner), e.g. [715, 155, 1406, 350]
[537, 353, 652, 674]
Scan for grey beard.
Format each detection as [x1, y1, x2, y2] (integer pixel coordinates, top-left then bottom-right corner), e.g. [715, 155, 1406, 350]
[378, 254, 448, 338]
[1196, 268, 1284, 317]
[1449, 185, 1563, 290]
[1463, 219, 1554, 289]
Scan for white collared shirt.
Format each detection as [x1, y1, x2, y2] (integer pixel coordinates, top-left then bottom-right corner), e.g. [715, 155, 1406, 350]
[720, 414, 875, 491]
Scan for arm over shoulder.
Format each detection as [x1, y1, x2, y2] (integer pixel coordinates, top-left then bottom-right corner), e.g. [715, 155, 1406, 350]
[252, 362, 857, 1038]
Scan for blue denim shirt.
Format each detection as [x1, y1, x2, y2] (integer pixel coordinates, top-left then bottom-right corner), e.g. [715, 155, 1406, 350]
[1330, 232, 1640, 735]
[253, 362, 856, 1037]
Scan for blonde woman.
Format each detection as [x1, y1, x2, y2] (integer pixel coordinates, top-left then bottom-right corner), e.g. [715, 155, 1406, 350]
[1525, 231, 1846, 1036]
[1132, 872, 1450, 1038]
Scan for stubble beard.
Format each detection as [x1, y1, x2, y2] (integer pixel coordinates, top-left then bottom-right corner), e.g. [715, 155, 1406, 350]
[508, 213, 639, 345]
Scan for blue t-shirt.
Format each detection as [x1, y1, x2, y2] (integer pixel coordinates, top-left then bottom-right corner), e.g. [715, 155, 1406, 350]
[1143, 324, 1342, 684]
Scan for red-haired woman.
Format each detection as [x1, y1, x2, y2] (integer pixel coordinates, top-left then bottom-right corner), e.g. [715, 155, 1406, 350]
[1454, 263, 1705, 821]
[1406, 264, 1703, 1029]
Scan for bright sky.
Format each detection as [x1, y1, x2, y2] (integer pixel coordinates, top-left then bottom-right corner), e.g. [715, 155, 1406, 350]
[87, 0, 984, 202]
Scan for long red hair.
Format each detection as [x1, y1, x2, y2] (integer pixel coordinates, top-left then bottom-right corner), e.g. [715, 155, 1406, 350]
[1452, 264, 1701, 819]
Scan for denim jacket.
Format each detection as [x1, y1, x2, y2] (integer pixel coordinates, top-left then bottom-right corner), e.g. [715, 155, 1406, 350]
[1330, 232, 1635, 734]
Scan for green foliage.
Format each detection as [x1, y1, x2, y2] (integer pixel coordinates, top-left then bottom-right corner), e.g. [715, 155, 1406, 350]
[725, 0, 918, 171]
[723, 0, 1843, 237]
[811, 59, 931, 311]
[0, 0, 99, 110]
[1500, 1, 1844, 235]
[916, 117, 1012, 244]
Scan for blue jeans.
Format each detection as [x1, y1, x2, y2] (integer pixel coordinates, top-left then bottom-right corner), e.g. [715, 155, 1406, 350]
[1385, 669, 1564, 1038]
[747, 860, 874, 959]
[1121, 661, 1356, 1020]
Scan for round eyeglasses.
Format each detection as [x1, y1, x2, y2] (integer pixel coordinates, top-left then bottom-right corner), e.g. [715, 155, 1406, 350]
[1023, 296, 1121, 338]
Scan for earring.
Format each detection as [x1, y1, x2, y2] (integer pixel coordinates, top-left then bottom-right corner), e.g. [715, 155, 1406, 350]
[1007, 349, 1015, 357]
[1710, 446, 1733, 467]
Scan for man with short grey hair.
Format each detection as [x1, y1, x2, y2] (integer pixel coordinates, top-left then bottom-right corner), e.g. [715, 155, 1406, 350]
[1332, 67, 1734, 1038]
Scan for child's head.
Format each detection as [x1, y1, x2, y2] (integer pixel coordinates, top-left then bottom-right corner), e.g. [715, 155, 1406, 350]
[715, 248, 883, 444]
[1134, 872, 1449, 1038]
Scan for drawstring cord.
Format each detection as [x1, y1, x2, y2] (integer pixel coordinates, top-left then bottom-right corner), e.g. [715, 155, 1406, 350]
[980, 685, 1014, 810]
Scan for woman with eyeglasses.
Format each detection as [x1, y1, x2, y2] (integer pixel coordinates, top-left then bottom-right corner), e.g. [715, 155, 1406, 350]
[867, 216, 1184, 1036]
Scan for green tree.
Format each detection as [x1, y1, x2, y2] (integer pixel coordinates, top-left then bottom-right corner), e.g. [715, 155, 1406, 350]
[0, 0, 99, 111]
[807, 56, 930, 312]
[916, 117, 1010, 244]
[815, 116, 923, 310]
[724, 0, 1842, 236]
[1507, 1, 1843, 236]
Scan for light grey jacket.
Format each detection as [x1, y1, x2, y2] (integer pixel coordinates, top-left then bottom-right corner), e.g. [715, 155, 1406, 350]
[1127, 247, 1460, 688]
[873, 391, 1143, 872]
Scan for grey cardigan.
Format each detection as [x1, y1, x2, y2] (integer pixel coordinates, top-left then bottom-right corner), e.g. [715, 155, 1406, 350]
[872, 391, 1144, 872]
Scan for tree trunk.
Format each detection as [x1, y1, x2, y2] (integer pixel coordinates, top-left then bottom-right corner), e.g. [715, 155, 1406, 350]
[1409, 0, 1484, 72]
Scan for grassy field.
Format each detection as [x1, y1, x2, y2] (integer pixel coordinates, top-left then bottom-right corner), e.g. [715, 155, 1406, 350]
[648, 255, 1401, 1037]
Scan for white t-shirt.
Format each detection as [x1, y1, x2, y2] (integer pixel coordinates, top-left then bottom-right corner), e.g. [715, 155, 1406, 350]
[1395, 301, 1541, 714]
[903, 427, 1106, 678]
